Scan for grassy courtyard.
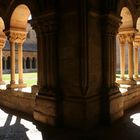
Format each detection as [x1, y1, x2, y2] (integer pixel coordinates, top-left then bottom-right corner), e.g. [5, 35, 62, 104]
[2, 72, 37, 87]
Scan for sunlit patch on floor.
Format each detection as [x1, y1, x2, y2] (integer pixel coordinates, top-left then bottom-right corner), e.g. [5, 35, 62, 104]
[130, 113, 140, 127]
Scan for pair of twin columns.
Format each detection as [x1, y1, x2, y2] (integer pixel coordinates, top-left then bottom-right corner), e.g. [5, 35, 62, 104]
[0, 30, 26, 88]
[118, 30, 140, 85]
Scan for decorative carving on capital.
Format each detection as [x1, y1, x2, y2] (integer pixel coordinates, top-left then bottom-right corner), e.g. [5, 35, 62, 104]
[118, 34, 126, 45]
[8, 30, 26, 44]
[133, 41, 140, 48]
[126, 33, 134, 44]
[0, 33, 6, 49]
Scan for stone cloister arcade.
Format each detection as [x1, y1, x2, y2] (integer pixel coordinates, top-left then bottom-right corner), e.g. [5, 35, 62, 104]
[2, 0, 140, 131]
[117, 7, 140, 87]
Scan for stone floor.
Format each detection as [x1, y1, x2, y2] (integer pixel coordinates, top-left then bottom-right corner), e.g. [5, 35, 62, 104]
[1, 103, 140, 140]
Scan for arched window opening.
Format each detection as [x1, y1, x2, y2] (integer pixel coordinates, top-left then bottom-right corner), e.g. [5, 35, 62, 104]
[7, 56, 10, 70]
[116, 7, 134, 93]
[8, 4, 37, 90]
[26, 57, 30, 69]
[32, 57, 36, 69]
[2, 57, 6, 70]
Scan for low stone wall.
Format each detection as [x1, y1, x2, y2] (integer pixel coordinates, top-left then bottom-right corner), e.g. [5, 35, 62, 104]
[123, 85, 140, 111]
[108, 85, 140, 123]
[0, 89, 36, 115]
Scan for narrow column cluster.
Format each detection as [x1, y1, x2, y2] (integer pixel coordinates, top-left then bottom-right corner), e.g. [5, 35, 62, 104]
[117, 29, 139, 86]
[0, 33, 6, 84]
[7, 30, 27, 89]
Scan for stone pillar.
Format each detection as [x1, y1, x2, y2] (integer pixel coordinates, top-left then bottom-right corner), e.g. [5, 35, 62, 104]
[17, 42, 26, 87]
[134, 46, 139, 80]
[101, 14, 123, 124]
[16, 32, 27, 88]
[0, 35, 6, 85]
[126, 33, 136, 85]
[31, 13, 59, 126]
[118, 34, 126, 82]
[101, 16, 120, 93]
[7, 30, 27, 89]
[133, 34, 140, 81]
[10, 41, 16, 85]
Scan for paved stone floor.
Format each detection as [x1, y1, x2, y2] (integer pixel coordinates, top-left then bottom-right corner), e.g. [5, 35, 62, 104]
[1, 104, 140, 140]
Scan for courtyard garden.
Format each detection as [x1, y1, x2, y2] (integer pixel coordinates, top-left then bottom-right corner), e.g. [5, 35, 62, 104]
[2, 72, 37, 87]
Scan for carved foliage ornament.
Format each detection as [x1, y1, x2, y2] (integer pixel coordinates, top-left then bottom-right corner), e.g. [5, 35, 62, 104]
[0, 34, 6, 48]
[118, 34, 126, 44]
[126, 33, 134, 44]
[9, 31, 26, 43]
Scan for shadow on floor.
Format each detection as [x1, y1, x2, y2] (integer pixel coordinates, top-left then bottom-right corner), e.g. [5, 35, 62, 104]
[1, 104, 140, 140]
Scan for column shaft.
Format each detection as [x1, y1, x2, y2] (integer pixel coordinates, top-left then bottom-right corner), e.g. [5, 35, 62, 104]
[120, 43, 126, 79]
[134, 47, 139, 78]
[128, 42, 133, 80]
[10, 41, 15, 84]
[18, 43, 23, 84]
[0, 48, 3, 81]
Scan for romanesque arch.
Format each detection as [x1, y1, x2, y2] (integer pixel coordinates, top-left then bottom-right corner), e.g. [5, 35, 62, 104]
[7, 4, 32, 88]
[117, 7, 136, 87]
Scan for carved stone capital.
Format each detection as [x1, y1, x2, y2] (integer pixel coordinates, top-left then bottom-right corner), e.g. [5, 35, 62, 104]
[0, 33, 6, 49]
[118, 34, 126, 45]
[126, 33, 134, 44]
[8, 30, 26, 44]
[133, 33, 140, 47]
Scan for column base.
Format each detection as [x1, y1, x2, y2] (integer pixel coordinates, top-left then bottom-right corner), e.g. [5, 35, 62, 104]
[33, 93, 57, 126]
[31, 85, 39, 95]
[0, 81, 5, 85]
[7, 83, 27, 89]
[134, 76, 140, 81]
[117, 78, 136, 86]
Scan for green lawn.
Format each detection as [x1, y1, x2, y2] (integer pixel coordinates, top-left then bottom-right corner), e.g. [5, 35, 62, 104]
[2, 72, 37, 87]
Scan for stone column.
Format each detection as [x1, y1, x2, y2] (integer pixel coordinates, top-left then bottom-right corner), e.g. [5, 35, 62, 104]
[17, 33, 26, 88]
[134, 46, 139, 79]
[101, 16, 120, 93]
[100, 14, 123, 124]
[126, 33, 136, 85]
[133, 34, 140, 81]
[10, 41, 15, 85]
[0, 35, 6, 85]
[7, 30, 27, 89]
[118, 34, 126, 82]
[18, 43, 23, 84]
